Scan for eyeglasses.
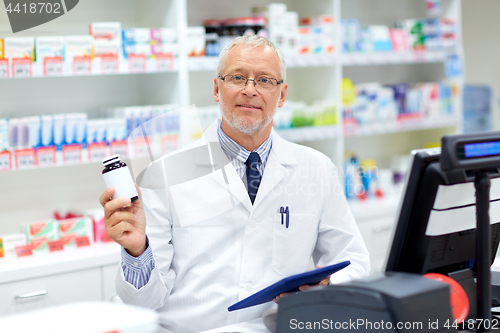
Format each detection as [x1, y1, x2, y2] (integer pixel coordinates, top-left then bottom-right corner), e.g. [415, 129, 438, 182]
[218, 74, 283, 92]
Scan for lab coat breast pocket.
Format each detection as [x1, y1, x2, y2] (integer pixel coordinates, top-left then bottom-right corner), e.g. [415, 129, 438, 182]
[272, 213, 318, 276]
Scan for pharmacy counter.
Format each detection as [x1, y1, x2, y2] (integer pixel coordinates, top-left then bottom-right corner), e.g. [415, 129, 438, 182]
[0, 242, 121, 316]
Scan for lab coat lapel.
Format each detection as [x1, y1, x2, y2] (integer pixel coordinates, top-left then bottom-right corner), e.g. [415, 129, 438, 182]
[253, 130, 298, 208]
[198, 121, 253, 213]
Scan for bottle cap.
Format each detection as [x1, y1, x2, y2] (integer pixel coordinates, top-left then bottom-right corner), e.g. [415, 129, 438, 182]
[102, 154, 120, 166]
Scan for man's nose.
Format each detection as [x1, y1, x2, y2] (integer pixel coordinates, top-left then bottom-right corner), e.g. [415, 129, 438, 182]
[243, 79, 258, 95]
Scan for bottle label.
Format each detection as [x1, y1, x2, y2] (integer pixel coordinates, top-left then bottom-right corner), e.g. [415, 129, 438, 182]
[102, 165, 138, 200]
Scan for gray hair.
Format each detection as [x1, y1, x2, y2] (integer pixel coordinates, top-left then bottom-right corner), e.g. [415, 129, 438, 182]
[216, 35, 287, 82]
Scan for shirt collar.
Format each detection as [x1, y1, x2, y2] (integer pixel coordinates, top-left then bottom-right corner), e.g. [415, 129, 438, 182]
[217, 119, 273, 164]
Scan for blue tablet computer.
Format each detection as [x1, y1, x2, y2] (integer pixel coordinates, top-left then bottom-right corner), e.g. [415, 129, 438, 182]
[228, 260, 350, 311]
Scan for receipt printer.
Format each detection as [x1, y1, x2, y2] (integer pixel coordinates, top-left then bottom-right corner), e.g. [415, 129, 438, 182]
[276, 272, 455, 332]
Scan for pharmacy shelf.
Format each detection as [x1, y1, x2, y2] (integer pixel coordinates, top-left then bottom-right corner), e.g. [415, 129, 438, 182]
[188, 54, 339, 72]
[342, 50, 448, 66]
[344, 115, 459, 137]
[0, 242, 120, 284]
[275, 125, 339, 142]
[188, 51, 448, 72]
[1, 57, 178, 79]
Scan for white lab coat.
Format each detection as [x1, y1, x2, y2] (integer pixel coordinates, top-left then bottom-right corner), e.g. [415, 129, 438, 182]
[116, 120, 370, 333]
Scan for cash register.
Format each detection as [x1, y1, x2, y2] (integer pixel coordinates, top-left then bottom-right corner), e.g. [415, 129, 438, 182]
[276, 132, 500, 332]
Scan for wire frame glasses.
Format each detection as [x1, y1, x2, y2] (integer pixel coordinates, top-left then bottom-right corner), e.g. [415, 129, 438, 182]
[218, 74, 283, 92]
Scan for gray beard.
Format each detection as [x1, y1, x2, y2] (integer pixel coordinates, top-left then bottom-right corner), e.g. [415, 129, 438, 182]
[219, 94, 278, 136]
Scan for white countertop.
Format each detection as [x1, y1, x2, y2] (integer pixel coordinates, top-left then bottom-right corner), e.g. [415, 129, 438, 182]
[0, 242, 121, 284]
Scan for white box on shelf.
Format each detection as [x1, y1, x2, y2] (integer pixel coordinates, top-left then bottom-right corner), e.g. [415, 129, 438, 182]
[35, 36, 64, 62]
[4, 37, 34, 60]
[89, 22, 121, 40]
[64, 36, 93, 62]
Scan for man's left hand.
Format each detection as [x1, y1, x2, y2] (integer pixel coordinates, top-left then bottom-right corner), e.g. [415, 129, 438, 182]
[273, 265, 330, 304]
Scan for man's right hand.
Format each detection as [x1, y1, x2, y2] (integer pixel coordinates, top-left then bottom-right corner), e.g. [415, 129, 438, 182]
[99, 184, 147, 257]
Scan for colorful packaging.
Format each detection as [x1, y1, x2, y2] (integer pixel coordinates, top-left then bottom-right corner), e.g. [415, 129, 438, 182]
[64, 36, 93, 62]
[297, 27, 311, 54]
[284, 11, 298, 55]
[53, 114, 65, 148]
[22, 220, 58, 253]
[58, 217, 94, 247]
[0, 118, 8, 151]
[341, 19, 360, 53]
[122, 42, 151, 58]
[94, 216, 113, 243]
[0, 38, 4, 59]
[151, 43, 177, 56]
[0, 237, 3, 257]
[252, 3, 287, 50]
[35, 36, 64, 62]
[397, 19, 425, 50]
[28, 116, 42, 148]
[93, 38, 121, 57]
[389, 29, 410, 51]
[313, 15, 334, 54]
[0, 233, 27, 257]
[186, 27, 206, 56]
[89, 22, 121, 40]
[4, 37, 35, 60]
[151, 28, 176, 43]
[41, 115, 54, 147]
[122, 28, 151, 44]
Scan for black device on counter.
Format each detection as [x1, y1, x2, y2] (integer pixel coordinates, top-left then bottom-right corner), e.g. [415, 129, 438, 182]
[276, 132, 500, 332]
[276, 272, 454, 332]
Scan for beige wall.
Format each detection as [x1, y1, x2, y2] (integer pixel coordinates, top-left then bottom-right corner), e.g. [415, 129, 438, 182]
[462, 0, 500, 130]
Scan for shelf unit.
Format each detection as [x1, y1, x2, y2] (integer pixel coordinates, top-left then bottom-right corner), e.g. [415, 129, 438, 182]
[0, 0, 464, 275]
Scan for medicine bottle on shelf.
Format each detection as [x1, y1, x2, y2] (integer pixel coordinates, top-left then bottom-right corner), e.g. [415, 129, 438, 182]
[102, 154, 139, 202]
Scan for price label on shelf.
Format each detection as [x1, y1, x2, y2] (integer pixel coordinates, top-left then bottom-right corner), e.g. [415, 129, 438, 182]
[128, 54, 146, 73]
[88, 142, 107, 162]
[62, 144, 82, 164]
[36, 146, 56, 167]
[15, 148, 36, 169]
[48, 240, 64, 252]
[109, 140, 128, 158]
[0, 150, 12, 171]
[0, 59, 8, 78]
[101, 55, 118, 74]
[156, 53, 174, 72]
[12, 58, 32, 78]
[15, 245, 33, 257]
[43, 56, 63, 76]
[343, 119, 358, 136]
[75, 236, 91, 247]
[160, 134, 178, 154]
[73, 56, 92, 75]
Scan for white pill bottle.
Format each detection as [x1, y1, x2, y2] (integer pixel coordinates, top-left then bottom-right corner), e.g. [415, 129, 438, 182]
[102, 154, 139, 202]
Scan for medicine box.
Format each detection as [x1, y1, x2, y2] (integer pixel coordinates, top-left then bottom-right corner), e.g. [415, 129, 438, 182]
[122, 28, 151, 44]
[35, 36, 64, 62]
[151, 28, 176, 43]
[4, 37, 35, 60]
[22, 220, 58, 253]
[93, 38, 121, 57]
[186, 27, 206, 57]
[89, 22, 121, 40]
[0, 118, 8, 151]
[58, 217, 94, 247]
[64, 36, 93, 62]
[0, 233, 27, 257]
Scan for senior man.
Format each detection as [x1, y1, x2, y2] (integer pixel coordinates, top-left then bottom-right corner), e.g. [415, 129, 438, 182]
[99, 35, 369, 333]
